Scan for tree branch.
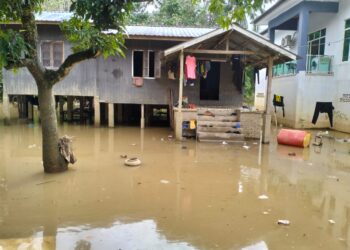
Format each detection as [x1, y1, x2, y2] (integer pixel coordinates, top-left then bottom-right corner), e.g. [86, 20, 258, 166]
[45, 48, 100, 85]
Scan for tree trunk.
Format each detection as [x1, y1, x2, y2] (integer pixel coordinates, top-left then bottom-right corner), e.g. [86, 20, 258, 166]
[37, 83, 68, 173]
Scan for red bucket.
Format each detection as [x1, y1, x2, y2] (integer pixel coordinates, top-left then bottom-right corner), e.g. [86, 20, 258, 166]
[277, 129, 311, 148]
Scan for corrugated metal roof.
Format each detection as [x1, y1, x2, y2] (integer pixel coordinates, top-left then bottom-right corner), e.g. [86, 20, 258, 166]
[35, 11, 73, 22]
[125, 26, 214, 38]
[34, 12, 214, 38]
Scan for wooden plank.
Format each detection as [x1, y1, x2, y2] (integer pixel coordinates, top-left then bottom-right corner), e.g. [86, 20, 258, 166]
[185, 49, 256, 55]
[197, 120, 240, 127]
[197, 127, 242, 133]
[197, 109, 239, 116]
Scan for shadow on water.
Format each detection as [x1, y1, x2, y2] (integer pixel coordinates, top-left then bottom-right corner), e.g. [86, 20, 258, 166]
[0, 124, 350, 249]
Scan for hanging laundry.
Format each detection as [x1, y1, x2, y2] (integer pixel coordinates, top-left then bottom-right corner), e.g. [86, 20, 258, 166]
[254, 67, 260, 84]
[205, 61, 211, 72]
[312, 102, 334, 127]
[231, 55, 244, 93]
[185, 55, 196, 79]
[273, 94, 285, 117]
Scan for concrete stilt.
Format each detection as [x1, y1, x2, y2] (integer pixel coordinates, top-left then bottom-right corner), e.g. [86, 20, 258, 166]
[140, 104, 145, 129]
[108, 103, 114, 128]
[2, 92, 11, 124]
[28, 101, 33, 120]
[67, 96, 74, 122]
[79, 97, 85, 122]
[33, 105, 40, 124]
[58, 97, 64, 122]
[94, 96, 100, 126]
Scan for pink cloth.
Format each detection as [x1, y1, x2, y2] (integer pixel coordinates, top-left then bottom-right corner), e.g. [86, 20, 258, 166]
[185, 55, 196, 79]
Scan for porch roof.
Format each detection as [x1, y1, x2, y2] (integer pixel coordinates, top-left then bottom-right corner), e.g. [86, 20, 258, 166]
[163, 24, 298, 68]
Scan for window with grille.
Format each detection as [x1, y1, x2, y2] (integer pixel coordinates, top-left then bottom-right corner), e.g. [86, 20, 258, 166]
[40, 41, 64, 68]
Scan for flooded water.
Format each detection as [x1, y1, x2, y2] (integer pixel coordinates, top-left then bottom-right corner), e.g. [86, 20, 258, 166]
[0, 122, 350, 250]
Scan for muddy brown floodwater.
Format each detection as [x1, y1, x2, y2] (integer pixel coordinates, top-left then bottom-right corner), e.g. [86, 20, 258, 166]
[0, 123, 350, 250]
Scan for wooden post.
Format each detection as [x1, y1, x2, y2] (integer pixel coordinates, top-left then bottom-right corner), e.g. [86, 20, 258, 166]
[108, 103, 114, 128]
[67, 96, 74, 122]
[262, 57, 273, 143]
[94, 96, 100, 126]
[175, 50, 184, 140]
[140, 104, 145, 129]
[2, 92, 10, 124]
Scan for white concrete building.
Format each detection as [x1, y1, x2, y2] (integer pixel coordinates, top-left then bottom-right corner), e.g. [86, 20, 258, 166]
[253, 0, 350, 133]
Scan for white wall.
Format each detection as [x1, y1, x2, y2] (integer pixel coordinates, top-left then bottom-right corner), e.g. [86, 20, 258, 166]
[257, 0, 350, 132]
[308, 0, 350, 133]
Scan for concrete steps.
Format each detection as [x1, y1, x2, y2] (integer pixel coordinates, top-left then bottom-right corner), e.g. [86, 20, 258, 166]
[196, 107, 242, 142]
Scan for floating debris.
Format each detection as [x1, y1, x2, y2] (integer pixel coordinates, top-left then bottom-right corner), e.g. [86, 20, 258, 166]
[222, 141, 228, 145]
[258, 195, 269, 200]
[124, 157, 141, 167]
[328, 219, 336, 224]
[120, 155, 127, 158]
[243, 145, 250, 150]
[28, 144, 37, 149]
[160, 180, 170, 184]
[277, 220, 290, 225]
[181, 146, 187, 149]
[288, 152, 296, 156]
[131, 143, 137, 146]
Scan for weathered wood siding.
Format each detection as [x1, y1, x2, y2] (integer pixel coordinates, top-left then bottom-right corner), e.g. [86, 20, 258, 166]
[2, 26, 242, 107]
[3, 25, 97, 96]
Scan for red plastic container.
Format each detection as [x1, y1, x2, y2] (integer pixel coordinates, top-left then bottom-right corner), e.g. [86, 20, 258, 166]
[277, 129, 311, 148]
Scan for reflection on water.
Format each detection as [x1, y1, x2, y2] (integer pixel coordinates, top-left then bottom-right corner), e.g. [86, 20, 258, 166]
[0, 124, 350, 249]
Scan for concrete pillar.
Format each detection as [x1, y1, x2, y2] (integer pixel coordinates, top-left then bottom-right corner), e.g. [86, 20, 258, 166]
[94, 96, 100, 126]
[262, 114, 271, 144]
[58, 97, 64, 122]
[28, 101, 33, 120]
[33, 105, 40, 124]
[79, 97, 85, 122]
[140, 104, 145, 129]
[108, 103, 114, 128]
[297, 9, 309, 72]
[67, 96, 74, 122]
[174, 111, 183, 140]
[2, 92, 10, 124]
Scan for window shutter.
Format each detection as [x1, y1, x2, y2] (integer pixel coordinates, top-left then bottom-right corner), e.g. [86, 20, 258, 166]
[53, 42, 63, 67]
[143, 51, 149, 77]
[41, 42, 51, 67]
[155, 51, 161, 79]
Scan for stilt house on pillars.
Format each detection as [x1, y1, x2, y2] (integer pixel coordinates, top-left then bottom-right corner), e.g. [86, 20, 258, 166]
[1, 12, 297, 143]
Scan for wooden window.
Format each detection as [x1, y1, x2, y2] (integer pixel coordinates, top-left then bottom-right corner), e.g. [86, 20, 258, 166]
[343, 19, 350, 62]
[132, 50, 161, 78]
[41, 42, 51, 67]
[40, 41, 64, 68]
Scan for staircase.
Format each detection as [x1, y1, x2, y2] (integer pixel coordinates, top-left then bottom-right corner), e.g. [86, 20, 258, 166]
[196, 107, 245, 142]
